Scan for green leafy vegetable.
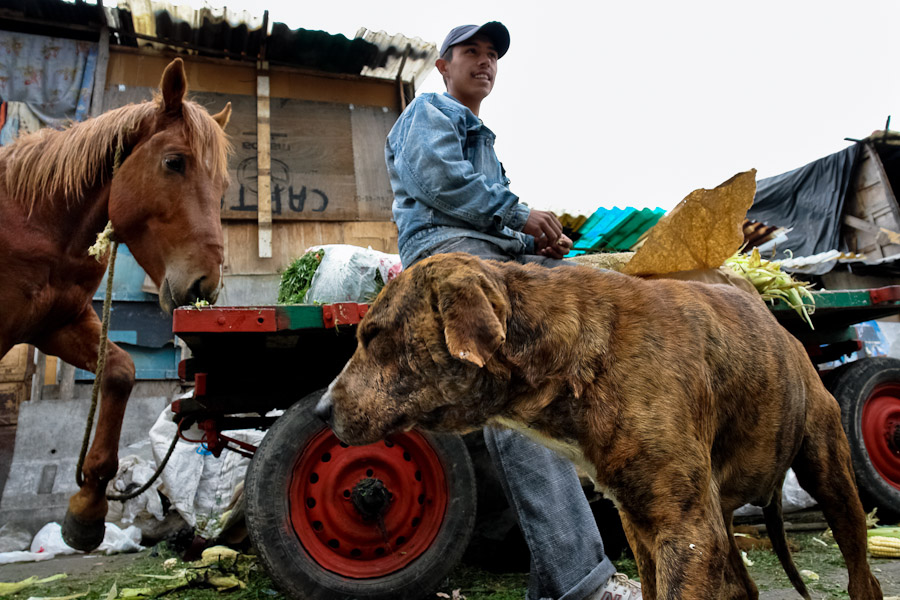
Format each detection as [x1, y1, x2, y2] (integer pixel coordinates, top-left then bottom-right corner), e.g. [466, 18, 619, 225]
[278, 248, 325, 304]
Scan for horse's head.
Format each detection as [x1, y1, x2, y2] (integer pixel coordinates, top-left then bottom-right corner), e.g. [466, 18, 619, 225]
[108, 58, 232, 313]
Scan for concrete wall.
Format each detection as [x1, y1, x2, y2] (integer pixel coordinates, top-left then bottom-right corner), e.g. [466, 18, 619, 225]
[0, 382, 180, 537]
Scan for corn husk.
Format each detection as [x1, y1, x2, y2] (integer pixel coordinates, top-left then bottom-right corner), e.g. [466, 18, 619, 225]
[724, 248, 815, 328]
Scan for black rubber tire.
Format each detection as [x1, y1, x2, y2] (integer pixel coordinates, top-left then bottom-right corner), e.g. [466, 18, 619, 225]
[245, 389, 477, 600]
[828, 356, 900, 521]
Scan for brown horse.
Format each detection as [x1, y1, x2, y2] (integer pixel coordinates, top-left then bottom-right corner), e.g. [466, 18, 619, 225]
[0, 58, 232, 551]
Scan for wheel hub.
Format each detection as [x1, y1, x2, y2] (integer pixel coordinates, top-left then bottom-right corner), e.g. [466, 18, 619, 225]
[862, 383, 900, 489]
[288, 428, 449, 578]
[351, 478, 392, 521]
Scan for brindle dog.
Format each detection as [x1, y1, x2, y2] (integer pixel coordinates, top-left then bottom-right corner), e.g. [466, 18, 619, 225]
[315, 252, 882, 600]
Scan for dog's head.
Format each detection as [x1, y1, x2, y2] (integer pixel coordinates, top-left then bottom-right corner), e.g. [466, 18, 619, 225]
[315, 253, 510, 445]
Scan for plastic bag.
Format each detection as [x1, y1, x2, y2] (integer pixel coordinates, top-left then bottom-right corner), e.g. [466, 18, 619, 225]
[24, 522, 142, 558]
[303, 244, 401, 304]
[734, 469, 817, 516]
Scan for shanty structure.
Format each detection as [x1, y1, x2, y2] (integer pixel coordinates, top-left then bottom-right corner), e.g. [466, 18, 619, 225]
[747, 129, 900, 286]
[0, 0, 437, 529]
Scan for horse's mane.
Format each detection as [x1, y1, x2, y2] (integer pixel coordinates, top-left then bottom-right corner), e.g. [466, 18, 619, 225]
[0, 95, 231, 212]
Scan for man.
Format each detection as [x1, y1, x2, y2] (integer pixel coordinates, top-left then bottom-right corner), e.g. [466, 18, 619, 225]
[385, 21, 642, 600]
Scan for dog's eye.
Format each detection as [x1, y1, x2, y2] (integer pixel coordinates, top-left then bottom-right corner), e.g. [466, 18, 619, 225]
[359, 326, 379, 348]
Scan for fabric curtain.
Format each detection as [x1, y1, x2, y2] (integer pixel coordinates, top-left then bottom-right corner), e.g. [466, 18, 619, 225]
[0, 31, 99, 143]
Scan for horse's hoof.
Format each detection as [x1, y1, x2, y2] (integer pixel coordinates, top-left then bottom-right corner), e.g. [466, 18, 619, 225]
[62, 511, 105, 551]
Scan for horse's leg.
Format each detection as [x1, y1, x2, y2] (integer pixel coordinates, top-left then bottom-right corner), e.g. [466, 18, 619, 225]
[34, 307, 135, 551]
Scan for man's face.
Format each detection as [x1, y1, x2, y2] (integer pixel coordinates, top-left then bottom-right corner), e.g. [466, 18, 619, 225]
[438, 35, 498, 105]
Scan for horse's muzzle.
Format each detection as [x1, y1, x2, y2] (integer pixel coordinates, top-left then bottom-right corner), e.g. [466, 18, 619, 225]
[159, 275, 220, 313]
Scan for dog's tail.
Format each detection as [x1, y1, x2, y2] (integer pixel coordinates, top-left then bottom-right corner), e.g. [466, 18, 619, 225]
[763, 487, 812, 600]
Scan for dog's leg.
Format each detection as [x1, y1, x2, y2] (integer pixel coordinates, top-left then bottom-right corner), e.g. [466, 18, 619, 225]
[619, 512, 657, 598]
[792, 392, 883, 600]
[761, 487, 810, 600]
[621, 493, 729, 599]
[721, 511, 759, 600]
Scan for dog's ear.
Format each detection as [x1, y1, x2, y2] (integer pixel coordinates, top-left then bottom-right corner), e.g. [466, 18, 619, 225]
[438, 273, 508, 368]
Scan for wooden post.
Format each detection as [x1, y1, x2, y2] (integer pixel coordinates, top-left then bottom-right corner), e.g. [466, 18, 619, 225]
[90, 26, 110, 118]
[30, 351, 45, 403]
[257, 59, 272, 258]
[58, 361, 76, 401]
[395, 44, 411, 112]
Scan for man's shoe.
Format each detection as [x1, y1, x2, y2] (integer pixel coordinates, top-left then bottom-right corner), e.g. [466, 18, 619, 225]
[588, 572, 642, 600]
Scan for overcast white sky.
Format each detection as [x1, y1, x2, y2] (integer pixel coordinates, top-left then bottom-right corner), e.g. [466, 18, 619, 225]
[213, 0, 899, 216]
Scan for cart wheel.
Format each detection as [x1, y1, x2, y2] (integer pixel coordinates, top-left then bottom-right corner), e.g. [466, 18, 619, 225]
[828, 357, 900, 521]
[245, 389, 476, 600]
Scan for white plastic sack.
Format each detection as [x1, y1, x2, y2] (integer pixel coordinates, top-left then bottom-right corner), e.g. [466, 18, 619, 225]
[304, 244, 402, 304]
[733, 468, 817, 517]
[149, 405, 264, 539]
[106, 454, 165, 527]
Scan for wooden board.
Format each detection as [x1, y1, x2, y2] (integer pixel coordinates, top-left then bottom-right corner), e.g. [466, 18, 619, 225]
[216, 93, 358, 221]
[105, 50, 400, 110]
[351, 105, 397, 221]
[256, 67, 273, 257]
[0, 344, 31, 384]
[0, 382, 27, 426]
[224, 220, 398, 275]
[104, 86, 396, 222]
[843, 143, 900, 257]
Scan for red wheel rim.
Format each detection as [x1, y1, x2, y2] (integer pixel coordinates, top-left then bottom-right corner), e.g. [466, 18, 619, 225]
[861, 382, 900, 490]
[289, 428, 449, 578]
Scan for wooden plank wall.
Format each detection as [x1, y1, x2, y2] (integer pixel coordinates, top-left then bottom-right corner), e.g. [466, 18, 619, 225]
[0, 345, 32, 426]
[103, 51, 401, 276]
[843, 143, 900, 258]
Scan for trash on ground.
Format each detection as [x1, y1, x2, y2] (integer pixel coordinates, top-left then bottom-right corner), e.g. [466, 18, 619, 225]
[0, 573, 66, 595]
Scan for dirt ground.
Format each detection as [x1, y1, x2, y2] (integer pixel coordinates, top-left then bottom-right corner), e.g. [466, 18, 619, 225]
[759, 558, 900, 599]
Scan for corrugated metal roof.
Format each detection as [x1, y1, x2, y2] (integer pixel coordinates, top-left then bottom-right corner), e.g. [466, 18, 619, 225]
[114, 1, 265, 59]
[0, 0, 436, 84]
[266, 23, 378, 75]
[356, 29, 438, 88]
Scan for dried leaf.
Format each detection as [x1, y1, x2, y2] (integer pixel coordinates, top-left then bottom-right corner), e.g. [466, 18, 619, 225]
[622, 170, 757, 276]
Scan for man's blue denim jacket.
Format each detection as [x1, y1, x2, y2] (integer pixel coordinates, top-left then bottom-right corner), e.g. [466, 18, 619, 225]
[386, 92, 534, 267]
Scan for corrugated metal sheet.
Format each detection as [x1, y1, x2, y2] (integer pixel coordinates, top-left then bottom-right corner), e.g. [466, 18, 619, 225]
[266, 23, 377, 74]
[357, 29, 438, 88]
[0, 0, 435, 84]
[0, 0, 105, 27]
[565, 207, 666, 255]
[115, 1, 265, 59]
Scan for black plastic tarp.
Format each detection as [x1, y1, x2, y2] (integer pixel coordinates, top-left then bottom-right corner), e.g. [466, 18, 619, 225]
[747, 144, 861, 275]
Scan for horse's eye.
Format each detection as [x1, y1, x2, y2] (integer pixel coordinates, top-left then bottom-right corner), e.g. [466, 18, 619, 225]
[163, 154, 185, 173]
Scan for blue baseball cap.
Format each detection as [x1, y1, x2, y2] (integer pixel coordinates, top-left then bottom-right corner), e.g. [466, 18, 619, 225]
[439, 21, 510, 59]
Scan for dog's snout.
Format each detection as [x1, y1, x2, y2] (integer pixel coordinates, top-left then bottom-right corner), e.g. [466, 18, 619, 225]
[314, 393, 334, 425]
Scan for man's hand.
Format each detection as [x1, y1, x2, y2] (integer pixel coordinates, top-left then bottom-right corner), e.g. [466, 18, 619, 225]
[523, 209, 572, 258]
[523, 209, 563, 243]
[539, 233, 573, 259]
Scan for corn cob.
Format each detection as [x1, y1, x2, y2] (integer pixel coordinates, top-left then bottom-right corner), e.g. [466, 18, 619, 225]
[867, 526, 900, 539]
[724, 248, 816, 329]
[868, 535, 900, 557]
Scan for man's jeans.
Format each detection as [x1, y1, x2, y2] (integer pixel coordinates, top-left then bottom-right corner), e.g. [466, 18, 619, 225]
[416, 237, 616, 600]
